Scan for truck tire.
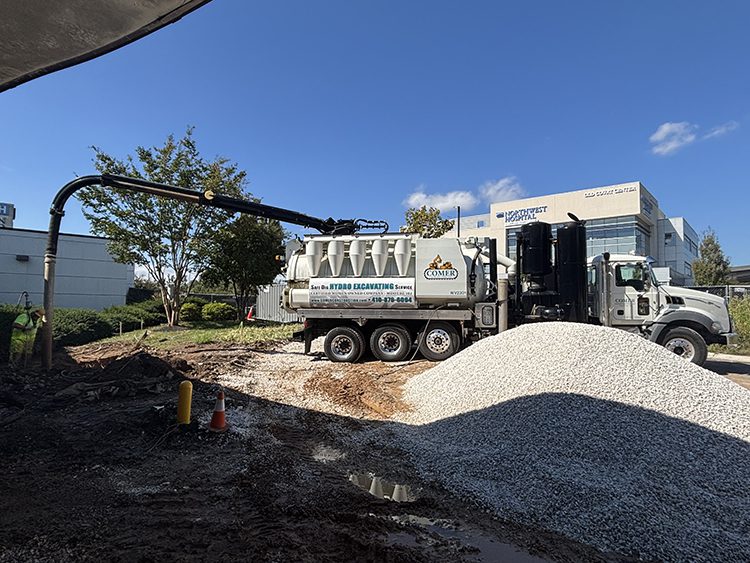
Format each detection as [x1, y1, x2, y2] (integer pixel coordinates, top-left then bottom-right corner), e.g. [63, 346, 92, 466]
[418, 321, 460, 361]
[324, 326, 366, 363]
[661, 326, 708, 365]
[370, 324, 412, 362]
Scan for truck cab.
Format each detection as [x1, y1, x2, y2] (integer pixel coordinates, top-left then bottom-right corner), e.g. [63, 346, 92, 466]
[588, 253, 737, 365]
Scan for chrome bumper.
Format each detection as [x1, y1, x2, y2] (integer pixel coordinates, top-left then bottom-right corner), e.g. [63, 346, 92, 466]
[722, 332, 739, 347]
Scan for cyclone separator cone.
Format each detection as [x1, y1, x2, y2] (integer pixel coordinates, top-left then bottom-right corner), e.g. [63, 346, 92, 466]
[369, 476, 384, 498]
[392, 484, 408, 502]
[209, 391, 228, 433]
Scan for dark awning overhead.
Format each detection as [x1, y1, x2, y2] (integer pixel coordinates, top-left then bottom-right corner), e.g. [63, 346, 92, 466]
[0, 0, 212, 93]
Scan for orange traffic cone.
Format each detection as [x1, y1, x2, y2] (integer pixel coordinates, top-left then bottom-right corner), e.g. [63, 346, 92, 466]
[208, 391, 228, 433]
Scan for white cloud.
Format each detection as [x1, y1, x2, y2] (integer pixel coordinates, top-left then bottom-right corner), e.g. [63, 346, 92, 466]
[649, 121, 698, 155]
[403, 186, 479, 212]
[403, 176, 527, 212]
[478, 176, 525, 202]
[703, 120, 739, 139]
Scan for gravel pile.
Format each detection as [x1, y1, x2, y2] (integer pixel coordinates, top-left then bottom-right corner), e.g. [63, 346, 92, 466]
[393, 322, 750, 562]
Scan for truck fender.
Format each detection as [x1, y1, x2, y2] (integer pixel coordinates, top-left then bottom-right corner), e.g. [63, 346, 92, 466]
[648, 309, 714, 343]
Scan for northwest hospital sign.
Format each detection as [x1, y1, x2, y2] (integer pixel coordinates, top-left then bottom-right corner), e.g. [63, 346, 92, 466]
[496, 205, 549, 225]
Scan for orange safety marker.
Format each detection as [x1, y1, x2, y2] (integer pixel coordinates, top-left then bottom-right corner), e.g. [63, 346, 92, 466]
[208, 390, 228, 433]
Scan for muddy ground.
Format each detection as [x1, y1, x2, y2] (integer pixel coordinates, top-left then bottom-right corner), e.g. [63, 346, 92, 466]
[3, 336, 744, 562]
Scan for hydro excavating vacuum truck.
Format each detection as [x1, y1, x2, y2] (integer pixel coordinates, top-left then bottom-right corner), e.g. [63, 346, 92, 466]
[282, 215, 736, 366]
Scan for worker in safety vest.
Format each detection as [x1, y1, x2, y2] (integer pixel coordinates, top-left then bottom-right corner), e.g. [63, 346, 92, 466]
[9, 307, 44, 368]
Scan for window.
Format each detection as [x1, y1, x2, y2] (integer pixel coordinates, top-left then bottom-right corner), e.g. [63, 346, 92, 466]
[665, 232, 673, 245]
[476, 220, 485, 228]
[684, 262, 693, 278]
[684, 236, 698, 256]
[615, 263, 646, 290]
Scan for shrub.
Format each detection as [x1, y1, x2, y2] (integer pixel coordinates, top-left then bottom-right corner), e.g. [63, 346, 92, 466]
[131, 299, 168, 322]
[184, 296, 210, 307]
[102, 301, 168, 333]
[729, 297, 750, 346]
[53, 308, 113, 347]
[201, 302, 236, 321]
[180, 302, 203, 322]
[0, 304, 19, 362]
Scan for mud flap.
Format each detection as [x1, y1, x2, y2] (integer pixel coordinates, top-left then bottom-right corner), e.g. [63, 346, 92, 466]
[304, 327, 313, 355]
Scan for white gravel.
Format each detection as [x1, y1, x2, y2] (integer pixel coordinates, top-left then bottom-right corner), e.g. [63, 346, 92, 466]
[393, 322, 750, 562]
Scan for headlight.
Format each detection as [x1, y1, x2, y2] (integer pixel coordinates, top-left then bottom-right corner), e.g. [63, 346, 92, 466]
[711, 321, 723, 333]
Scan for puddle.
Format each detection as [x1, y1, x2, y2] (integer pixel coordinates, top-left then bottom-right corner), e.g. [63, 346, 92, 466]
[312, 444, 346, 463]
[390, 515, 550, 563]
[348, 472, 418, 502]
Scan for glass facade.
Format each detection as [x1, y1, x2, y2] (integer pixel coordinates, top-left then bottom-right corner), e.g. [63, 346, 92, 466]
[506, 215, 652, 261]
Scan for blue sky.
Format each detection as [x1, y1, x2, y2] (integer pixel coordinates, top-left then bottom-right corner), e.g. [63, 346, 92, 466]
[1, 0, 748, 263]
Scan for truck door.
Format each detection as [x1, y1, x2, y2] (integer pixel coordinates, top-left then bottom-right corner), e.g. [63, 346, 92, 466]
[611, 262, 656, 325]
[587, 265, 600, 322]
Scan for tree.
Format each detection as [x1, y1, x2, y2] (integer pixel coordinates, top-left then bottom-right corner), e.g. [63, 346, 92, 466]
[692, 228, 731, 285]
[77, 128, 248, 325]
[402, 206, 453, 238]
[201, 215, 286, 319]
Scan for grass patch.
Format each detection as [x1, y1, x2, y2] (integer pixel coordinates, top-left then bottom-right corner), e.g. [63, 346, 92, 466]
[709, 343, 750, 357]
[103, 321, 301, 349]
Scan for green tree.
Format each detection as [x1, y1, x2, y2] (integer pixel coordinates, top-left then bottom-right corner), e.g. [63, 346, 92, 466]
[692, 228, 731, 285]
[77, 128, 248, 325]
[402, 206, 454, 238]
[202, 215, 286, 319]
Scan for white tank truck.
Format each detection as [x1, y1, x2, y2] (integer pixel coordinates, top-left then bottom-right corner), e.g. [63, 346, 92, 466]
[282, 215, 736, 365]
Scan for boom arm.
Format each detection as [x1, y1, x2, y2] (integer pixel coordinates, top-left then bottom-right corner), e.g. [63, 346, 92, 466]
[41, 174, 388, 369]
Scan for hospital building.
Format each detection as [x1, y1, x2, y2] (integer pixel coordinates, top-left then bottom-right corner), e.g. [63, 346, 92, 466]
[450, 181, 700, 286]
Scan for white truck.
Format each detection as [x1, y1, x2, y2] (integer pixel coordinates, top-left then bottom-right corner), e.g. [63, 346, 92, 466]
[282, 217, 736, 366]
[589, 253, 735, 364]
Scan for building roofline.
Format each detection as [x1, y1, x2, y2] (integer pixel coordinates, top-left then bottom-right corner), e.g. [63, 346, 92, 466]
[0, 226, 110, 241]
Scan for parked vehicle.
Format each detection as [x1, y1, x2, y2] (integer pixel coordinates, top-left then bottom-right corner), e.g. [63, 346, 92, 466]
[282, 216, 736, 365]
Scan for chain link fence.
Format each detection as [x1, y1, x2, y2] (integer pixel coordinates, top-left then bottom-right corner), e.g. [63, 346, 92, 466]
[686, 285, 750, 299]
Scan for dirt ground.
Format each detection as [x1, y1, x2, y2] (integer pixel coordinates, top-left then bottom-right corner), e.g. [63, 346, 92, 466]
[2, 336, 744, 562]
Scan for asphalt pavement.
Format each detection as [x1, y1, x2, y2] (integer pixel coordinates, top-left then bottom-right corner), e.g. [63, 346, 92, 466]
[704, 352, 750, 391]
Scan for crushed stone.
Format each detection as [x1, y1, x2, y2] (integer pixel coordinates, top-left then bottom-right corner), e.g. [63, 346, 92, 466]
[392, 322, 750, 562]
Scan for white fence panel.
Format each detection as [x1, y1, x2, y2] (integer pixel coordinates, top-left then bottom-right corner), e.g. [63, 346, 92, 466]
[255, 283, 299, 323]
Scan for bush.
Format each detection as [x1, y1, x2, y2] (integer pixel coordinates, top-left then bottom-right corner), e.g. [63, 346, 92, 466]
[184, 296, 210, 307]
[180, 302, 203, 322]
[130, 299, 168, 324]
[101, 305, 154, 333]
[53, 308, 114, 347]
[729, 297, 750, 346]
[0, 304, 19, 362]
[201, 302, 236, 321]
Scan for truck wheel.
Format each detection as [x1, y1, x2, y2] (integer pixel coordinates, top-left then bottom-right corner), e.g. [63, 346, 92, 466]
[418, 321, 460, 361]
[324, 326, 366, 363]
[662, 326, 708, 365]
[370, 324, 412, 362]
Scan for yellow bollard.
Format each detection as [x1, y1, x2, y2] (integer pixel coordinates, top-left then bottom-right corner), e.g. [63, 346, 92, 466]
[177, 380, 193, 424]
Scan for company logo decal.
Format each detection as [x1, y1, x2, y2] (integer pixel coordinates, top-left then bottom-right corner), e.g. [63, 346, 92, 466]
[424, 255, 458, 280]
